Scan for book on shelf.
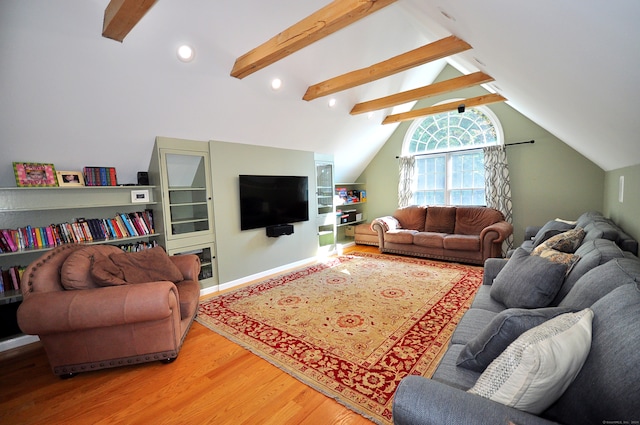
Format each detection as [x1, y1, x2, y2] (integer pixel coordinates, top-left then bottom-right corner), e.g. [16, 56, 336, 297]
[82, 166, 118, 186]
[0, 210, 156, 254]
[0, 265, 25, 293]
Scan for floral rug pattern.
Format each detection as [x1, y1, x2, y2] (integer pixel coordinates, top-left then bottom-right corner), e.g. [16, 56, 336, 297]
[197, 252, 483, 424]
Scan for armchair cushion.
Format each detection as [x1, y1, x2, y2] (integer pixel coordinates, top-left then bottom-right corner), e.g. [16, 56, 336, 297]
[91, 246, 184, 286]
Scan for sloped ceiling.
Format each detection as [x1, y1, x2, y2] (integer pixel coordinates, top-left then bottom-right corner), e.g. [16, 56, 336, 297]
[1, 0, 639, 185]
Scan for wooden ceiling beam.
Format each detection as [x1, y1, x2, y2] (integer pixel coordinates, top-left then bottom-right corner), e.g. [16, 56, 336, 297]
[230, 0, 398, 79]
[350, 71, 494, 115]
[303, 35, 472, 101]
[102, 0, 158, 42]
[382, 93, 507, 124]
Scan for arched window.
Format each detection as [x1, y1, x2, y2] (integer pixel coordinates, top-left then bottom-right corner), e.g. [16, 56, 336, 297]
[402, 105, 503, 206]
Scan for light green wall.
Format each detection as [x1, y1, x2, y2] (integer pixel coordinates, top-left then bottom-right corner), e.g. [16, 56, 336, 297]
[209, 140, 318, 284]
[604, 164, 640, 242]
[358, 66, 605, 245]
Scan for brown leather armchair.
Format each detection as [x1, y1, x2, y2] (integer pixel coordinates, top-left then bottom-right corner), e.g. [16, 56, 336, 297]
[17, 244, 201, 377]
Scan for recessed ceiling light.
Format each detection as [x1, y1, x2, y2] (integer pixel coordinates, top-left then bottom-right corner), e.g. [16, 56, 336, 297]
[177, 45, 195, 62]
[328, 98, 337, 108]
[271, 78, 282, 90]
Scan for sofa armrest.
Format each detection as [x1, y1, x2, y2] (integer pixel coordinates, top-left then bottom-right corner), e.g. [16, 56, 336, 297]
[524, 225, 542, 241]
[480, 221, 513, 244]
[371, 216, 400, 233]
[393, 376, 559, 425]
[483, 258, 509, 285]
[170, 254, 201, 282]
[18, 281, 179, 335]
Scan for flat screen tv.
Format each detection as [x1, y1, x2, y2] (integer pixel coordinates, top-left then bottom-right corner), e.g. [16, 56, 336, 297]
[239, 174, 309, 231]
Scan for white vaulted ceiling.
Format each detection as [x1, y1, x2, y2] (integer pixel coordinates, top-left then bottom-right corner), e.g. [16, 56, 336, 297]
[1, 0, 639, 184]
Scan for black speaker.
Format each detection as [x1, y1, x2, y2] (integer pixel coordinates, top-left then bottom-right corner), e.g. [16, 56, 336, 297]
[266, 224, 294, 237]
[137, 171, 149, 185]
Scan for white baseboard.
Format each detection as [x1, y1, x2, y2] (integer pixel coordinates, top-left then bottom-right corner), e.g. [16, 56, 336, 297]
[0, 334, 39, 352]
[201, 256, 319, 296]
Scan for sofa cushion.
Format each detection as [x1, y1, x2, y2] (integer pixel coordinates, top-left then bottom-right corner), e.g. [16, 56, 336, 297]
[532, 220, 575, 247]
[490, 248, 568, 308]
[443, 234, 480, 251]
[559, 257, 640, 310]
[582, 220, 619, 243]
[533, 227, 585, 254]
[468, 308, 593, 414]
[553, 239, 625, 304]
[384, 229, 416, 244]
[60, 245, 125, 290]
[454, 207, 504, 236]
[544, 285, 640, 424]
[425, 206, 456, 233]
[393, 205, 427, 231]
[413, 232, 445, 248]
[456, 307, 576, 372]
[91, 246, 184, 286]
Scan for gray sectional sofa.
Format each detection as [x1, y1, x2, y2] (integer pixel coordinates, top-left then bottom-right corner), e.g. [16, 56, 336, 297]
[392, 212, 640, 425]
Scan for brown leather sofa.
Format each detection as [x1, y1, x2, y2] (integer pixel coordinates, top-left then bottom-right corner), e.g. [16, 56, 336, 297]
[371, 205, 513, 265]
[17, 244, 201, 377]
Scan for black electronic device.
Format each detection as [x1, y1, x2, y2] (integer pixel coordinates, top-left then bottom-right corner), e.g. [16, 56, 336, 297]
[137, 171, 149, 185]
[266, 224, 294, 237]
[239, 174, 309, 231]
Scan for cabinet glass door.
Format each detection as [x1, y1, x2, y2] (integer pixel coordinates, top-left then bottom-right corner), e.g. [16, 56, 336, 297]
[165, 153, 210, 236]
[316, 162, 334, 215]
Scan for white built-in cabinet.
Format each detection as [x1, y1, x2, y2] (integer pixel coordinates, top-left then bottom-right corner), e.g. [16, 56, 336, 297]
[148, 137, 218, 289]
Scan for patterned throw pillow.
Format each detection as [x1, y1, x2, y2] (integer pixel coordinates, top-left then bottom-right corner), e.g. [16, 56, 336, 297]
[533, 227, 585, 254]
[531, 246, 580, 275]
[468, 308, 593, 414]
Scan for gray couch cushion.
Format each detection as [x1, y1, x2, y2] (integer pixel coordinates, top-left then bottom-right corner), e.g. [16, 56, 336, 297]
[544, 284, 640, 424]
[431, 344, 482, 391]
[491, 248, 568, 308]
[532, 220, 575, 247]
[456, 307, 575, 372]
[450, 308, 498, 345]
[559, 257, 640, 310]
[553, 239, 625, 305]
[469, 286, 507, 313]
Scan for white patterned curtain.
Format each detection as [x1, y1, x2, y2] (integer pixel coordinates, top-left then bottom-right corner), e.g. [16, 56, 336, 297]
[484, 145, 513, 253]
[398, 155, 415, 208]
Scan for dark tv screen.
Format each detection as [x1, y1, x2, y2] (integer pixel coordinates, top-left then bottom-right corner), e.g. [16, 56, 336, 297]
[239, 175, 309, 230]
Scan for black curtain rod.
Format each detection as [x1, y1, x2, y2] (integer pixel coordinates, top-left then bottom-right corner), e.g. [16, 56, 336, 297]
[395, 140, 534, 158]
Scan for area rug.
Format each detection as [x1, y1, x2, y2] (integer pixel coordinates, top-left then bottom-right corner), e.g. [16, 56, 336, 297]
[197, 252, 483, 424]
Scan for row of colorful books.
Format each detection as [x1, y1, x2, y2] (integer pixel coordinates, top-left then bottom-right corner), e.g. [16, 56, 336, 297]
[0, 265, 25, 293]
[0, 210, 155, 253]
[83, 166, 118, 186]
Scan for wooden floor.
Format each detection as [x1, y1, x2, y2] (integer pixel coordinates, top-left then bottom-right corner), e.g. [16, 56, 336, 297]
[0, 246, 380, 425]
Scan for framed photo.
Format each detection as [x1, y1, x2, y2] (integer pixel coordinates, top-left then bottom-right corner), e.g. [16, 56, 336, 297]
[13, 162, 58, 187]
[131, 189, 150, 203]
[56, 170, 85, 187]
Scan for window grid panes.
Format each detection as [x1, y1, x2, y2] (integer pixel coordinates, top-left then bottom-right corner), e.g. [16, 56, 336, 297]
[406, 107, 498, 206]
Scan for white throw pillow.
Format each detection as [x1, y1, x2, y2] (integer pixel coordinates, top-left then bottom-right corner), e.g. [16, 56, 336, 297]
[467, 308, 593, 414]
